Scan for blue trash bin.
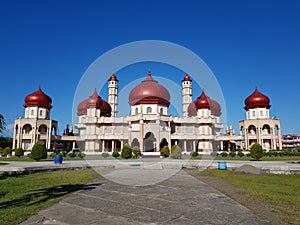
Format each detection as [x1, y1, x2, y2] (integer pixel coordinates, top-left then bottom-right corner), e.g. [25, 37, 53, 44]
[218, 162, 227, 170]
[54, 155, 63, 164]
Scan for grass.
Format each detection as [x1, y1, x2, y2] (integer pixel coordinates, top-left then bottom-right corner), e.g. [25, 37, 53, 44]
[196, 169, 300, 224]
[0, 169, 100, 225]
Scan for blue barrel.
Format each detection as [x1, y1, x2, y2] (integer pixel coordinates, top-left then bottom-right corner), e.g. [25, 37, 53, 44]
[218, 162, 227, 170]
[54, 155, 63, 164]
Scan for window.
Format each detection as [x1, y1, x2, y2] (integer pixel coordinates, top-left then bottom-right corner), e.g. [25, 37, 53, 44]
[39, 110, 43, 117]
[252, 111, 255, 117]
[160, 108, 163, 115]
[260, 110, 263, 116]
[135, 108, 138, 115]
[146, 107, 152, 113]
[31, 109, 34, 116]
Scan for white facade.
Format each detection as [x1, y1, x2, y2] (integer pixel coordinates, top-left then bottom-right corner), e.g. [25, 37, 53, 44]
[75, 74, 224, 155]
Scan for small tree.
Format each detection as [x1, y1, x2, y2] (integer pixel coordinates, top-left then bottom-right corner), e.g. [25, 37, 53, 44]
[30, 142, 47, 161]
[14, 148, 24, 157]
[121, 144, 132, 159]
[132, 146, 142, 158]
[170, 145, 182, 159]
[250, 143, 263, 161]
[3, 147, 12, 156]
[161, 145, 170, 158]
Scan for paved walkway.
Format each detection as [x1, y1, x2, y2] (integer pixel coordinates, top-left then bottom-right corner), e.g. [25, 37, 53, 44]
[20, 169, 271, 225]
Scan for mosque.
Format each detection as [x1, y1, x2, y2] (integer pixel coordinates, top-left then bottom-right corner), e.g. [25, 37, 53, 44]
[12, 71, 282, 154]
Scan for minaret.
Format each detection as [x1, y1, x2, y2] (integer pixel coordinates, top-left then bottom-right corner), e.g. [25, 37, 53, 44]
[108, 74, 118, 117]
[182, 74, 192, 117]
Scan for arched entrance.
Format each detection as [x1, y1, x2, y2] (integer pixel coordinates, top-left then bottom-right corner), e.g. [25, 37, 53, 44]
[144, 132, 156, 152]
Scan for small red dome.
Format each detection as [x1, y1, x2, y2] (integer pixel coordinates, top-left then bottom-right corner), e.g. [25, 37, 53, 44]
[129, 71, 170, 106]
[101, 100, 112, 117]
[86, 89, 103, 109]
[109, 74, 118, 82]
[182, 74, 191, 82]
[24, 86, 52, 109]
[77, 89, 111, 117]
[77, 99, 88, 116]
[244, 88, 270, 110]
[208, 98, 221, 116]
[188, 90, 210, 116]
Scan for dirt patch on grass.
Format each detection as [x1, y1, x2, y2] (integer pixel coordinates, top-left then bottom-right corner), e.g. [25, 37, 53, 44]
[185, 169, 287, 225]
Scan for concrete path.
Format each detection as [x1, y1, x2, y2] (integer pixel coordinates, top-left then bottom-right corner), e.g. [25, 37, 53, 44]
[20, 169, 271, 225]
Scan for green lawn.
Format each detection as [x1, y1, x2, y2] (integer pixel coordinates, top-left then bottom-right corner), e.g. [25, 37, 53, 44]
[197, 169, 300, 224]
[0, 169, 99, 225]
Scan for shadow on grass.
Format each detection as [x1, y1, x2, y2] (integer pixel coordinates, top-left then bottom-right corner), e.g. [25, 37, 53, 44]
[0, 182, 102, 209]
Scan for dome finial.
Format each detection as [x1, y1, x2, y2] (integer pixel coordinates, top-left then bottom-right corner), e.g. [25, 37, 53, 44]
[148, 69, 151, 77]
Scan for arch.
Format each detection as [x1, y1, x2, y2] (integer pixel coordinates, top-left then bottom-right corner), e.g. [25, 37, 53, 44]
[22, 124, 32, 134]
[51, 126, 57, 136]
[160, 108, 163, 115]
[144, 132, 156, 152]
[146, 107, 152, 114]
[240, 126, 245, 136]
[131, 138, 140, 148]
[38, 124, 47, 134]
[159, 138, 168, 150]
[262, 124, 271, 134]
[274, 125, 279, 135]
[248, 125, 256, 134]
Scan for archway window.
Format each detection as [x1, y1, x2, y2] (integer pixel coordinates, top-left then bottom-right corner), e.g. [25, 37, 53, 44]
[31, 109, 34, 116]
[252, 111, 255, 117]
[135, 108, 138, 115]
[146, 107, 152, 114]
[248, 125, 256, 134]
[262, 124, 271, 134]
[160, 108, 163, 115]
[40, 110, 43, 117]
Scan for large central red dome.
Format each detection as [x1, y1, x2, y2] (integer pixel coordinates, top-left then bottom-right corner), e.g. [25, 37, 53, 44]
[244, 88, 270, 110]
[24, 86, 52, 109]
[129, 71, 170, 106]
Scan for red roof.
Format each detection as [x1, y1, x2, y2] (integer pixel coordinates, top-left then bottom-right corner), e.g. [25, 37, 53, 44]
[244, 88, 270, 110]
[129, 71, 170, 106]
[24, 86, 52, 109]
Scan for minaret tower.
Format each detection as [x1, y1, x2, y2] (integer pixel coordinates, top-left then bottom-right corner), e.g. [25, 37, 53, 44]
[182, 74, 192, 117]
[108, 74, 118, 117]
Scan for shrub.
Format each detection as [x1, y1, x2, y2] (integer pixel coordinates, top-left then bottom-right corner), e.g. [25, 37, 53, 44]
[132, 146, 142, 158]
[237, 151, 244, 157]
[190, 151, 199, 158]
[78, 152, 85, 158]
[220, 151, 228, 157]
[50, 152, 57, 158]
[14, 148, 24, 157]
[68, 152, 76, 158]
[112, 151, 120, 158]
[121, 144, 132, 159]
[170, 145, 182, 159]
[59, 151, 67, 157]
[250, 143, 263, 161]
[161, 145, 170, 158]
[101, 152, 109, 158]
[30, 142, 47, 161]
[3, 147, 12, 156]
[210, 152, 218, 157]
[229, 152, 236, 157]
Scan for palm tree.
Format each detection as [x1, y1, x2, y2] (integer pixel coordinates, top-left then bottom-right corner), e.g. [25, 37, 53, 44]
[0, 114, 6, 134]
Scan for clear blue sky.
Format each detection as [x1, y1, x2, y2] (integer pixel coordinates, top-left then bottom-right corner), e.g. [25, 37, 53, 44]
[1, 0, 299, 136]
